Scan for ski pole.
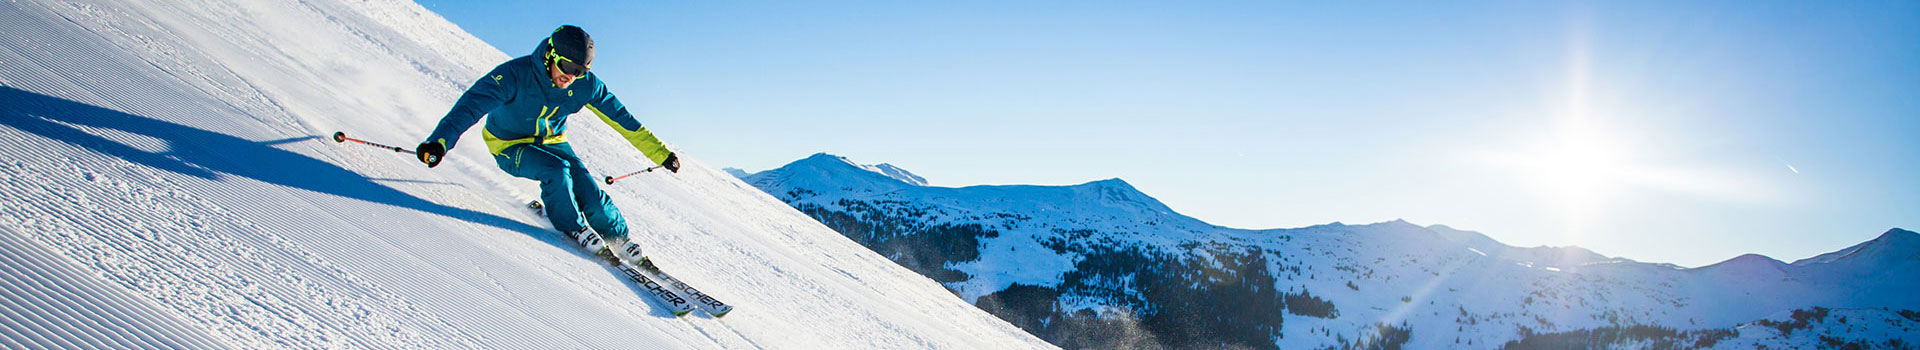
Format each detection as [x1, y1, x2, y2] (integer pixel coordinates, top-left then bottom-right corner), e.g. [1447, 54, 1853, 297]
[332, 131, 415, 154]
[604, 165, 664, 185]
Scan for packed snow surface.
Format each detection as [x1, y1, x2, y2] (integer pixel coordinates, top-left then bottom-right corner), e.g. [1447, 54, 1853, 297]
[0, 0, 1051, 348]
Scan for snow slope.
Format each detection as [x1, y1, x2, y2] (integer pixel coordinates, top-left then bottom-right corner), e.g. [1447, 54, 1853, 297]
[0, 0, 1050, 348]
[743, 153, 1920, 349]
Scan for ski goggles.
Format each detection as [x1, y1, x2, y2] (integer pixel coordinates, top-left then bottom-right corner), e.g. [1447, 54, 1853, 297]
[546, 48, 590, 77]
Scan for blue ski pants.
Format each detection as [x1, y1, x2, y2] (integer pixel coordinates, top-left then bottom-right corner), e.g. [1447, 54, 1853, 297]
[494, 142, 630, 240]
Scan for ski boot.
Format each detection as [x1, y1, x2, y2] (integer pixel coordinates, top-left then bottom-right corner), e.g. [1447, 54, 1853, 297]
[564, 228, 616, 260]
[605, 235, 647, 266]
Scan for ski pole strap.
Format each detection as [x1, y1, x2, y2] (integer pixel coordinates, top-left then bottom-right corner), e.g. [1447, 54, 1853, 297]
[604, 165, 663, 185]
[333, 131, 415, 154]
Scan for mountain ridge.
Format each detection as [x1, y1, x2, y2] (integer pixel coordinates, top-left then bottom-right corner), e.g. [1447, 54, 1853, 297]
[742, 153, 1899, 270]
[737, 152, 1919, 349]
[1792, 228, 1920, 267]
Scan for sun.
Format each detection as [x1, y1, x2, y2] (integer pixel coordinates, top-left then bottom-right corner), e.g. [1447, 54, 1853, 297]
[1525, 121, 1632, 212]
[1500, 29, 1645, 236]
[1462, 116, 1640, 243]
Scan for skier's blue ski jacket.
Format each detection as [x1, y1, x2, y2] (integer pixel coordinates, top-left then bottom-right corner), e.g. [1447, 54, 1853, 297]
[421, 38, 671, 165]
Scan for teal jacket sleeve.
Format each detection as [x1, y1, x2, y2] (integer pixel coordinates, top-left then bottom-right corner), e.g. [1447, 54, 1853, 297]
[583, 80, 673, 165]
[424, 63, 517, 149]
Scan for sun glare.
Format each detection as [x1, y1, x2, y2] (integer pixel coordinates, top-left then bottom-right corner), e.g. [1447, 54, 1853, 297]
[1519, 121, 1633, 224]
[1503, 26, 1641, 238]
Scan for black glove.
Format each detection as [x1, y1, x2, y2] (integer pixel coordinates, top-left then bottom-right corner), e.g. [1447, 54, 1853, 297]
[661, 152, 680, 173]
[416, 142, 445, 168]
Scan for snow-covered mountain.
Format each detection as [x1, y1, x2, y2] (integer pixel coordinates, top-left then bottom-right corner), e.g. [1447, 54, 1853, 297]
[742, 153, 1920, 349]
[0, 0, 1051, 348]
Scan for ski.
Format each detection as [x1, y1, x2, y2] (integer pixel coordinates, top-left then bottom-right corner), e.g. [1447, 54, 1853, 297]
[534, 199, 723, 317]
[609, 259, 697, 317]
[561, 225, 696, 317]
[637, 258, 734, 317]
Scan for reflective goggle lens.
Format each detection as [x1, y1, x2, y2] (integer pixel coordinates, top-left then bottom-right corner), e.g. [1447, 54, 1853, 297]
[548, 50, 589, 77]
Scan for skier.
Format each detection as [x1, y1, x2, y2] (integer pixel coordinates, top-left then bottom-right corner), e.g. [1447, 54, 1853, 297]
[414, 25, 676, 264]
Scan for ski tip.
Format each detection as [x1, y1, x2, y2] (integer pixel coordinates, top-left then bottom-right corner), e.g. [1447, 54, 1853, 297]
[672, 309, 693, 317]
[709, 308, 732, 318]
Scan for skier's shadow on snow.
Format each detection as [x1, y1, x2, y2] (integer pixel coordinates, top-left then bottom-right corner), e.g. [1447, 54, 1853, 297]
[0, 86, 567, 248]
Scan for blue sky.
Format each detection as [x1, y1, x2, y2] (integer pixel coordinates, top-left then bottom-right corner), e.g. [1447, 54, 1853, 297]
[417, 0, 1918, 267]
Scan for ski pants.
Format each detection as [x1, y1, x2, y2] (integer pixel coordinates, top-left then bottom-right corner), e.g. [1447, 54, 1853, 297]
[494, 142, 630, 240]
